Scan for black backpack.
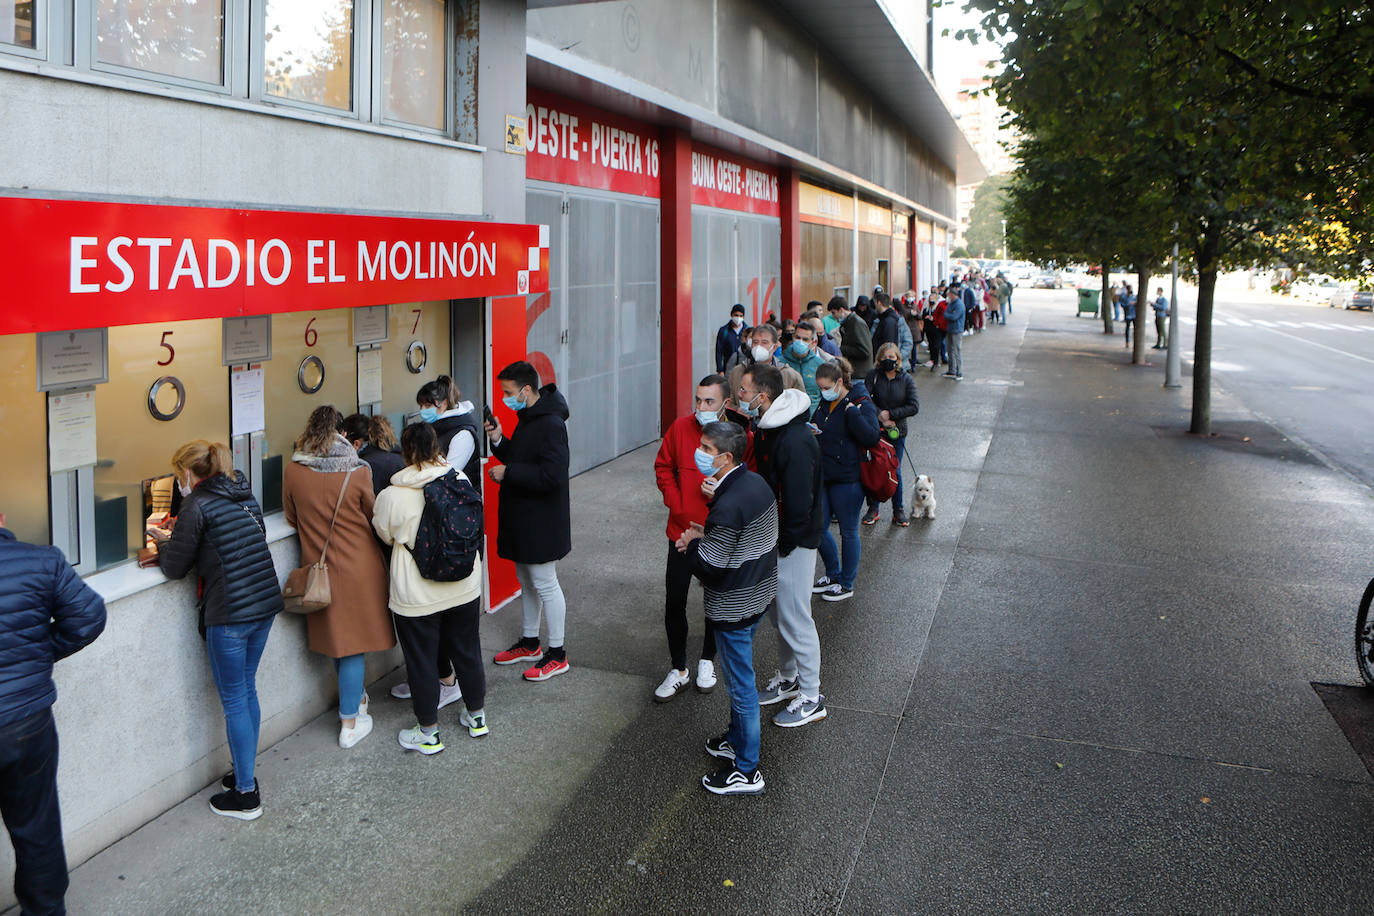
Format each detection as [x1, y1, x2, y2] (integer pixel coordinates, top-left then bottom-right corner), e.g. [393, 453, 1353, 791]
[409, 470, 484, 581]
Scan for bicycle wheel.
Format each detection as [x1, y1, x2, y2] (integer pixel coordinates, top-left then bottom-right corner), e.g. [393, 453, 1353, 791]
[1355, 577, 1374, 687]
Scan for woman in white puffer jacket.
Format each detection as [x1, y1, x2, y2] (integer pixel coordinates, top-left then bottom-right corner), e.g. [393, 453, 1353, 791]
[372, 422, 488, 755]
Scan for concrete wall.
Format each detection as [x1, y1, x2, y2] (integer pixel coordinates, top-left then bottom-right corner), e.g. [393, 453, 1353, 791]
[0, 69, 484, 217]
[527, 0, 956, 218]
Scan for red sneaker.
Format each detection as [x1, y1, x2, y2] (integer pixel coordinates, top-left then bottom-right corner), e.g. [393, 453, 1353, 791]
[523, 654, 570, 682]
[494, 640, 542, 666]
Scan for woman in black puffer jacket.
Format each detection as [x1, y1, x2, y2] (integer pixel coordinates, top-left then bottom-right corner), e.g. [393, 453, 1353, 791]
[148, 440, 282, 822]
[862, 342, 920, 528]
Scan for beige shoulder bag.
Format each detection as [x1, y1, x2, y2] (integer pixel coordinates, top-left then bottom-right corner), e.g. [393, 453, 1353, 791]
[282, 468, 356, 614]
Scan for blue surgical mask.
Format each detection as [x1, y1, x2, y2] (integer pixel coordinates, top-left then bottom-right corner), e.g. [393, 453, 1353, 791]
[502, 394, 526, 412]
[820, 387, 841, 402]
[695, 409, 720, 427]
[790, 339, 810, 357]
[418, 406, 439, 423]
[739, 394, 760, 417]
[694, 448, 718, 477]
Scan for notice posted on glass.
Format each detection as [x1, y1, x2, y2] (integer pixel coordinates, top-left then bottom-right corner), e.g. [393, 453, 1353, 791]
[231, 365, 266, 436]
[48, 389, 97, 474]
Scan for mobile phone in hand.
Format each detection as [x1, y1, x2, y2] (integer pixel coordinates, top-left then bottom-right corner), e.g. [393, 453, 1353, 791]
[483, 404, 496, 428]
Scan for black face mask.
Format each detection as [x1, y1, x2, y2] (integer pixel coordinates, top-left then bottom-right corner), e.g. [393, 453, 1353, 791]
[879, 359, 899, 371]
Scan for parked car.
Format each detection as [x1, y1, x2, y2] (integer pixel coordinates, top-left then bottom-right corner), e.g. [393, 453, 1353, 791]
[1031, 271, 1063, 289]
[1347, 290, 1373, 311]
[1292, 274, 1345, 304]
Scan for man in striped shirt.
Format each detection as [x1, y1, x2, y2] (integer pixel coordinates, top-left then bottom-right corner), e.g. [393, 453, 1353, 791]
[676, 421, 779, 796]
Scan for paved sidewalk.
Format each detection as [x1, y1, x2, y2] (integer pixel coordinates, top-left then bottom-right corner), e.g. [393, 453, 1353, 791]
[31, 291, 1374, 915]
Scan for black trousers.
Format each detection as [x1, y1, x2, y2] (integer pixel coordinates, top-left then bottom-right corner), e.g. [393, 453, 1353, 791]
[665, 540, 716, 670]
[0, 708, 67, 916]
[393, 599, 485, 726]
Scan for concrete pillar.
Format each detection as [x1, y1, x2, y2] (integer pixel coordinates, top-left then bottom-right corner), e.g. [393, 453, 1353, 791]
[659, 127, 693, 433]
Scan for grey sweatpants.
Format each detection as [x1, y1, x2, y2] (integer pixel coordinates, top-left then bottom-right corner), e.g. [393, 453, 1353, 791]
[767, 546, 821, 698]
[515, 561, 567, 648]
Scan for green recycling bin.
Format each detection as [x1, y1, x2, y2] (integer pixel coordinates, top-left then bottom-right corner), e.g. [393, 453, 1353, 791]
[1076, 287, 1100, 317]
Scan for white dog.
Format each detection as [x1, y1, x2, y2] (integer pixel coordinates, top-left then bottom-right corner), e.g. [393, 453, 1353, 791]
[911, 475, 936, 520]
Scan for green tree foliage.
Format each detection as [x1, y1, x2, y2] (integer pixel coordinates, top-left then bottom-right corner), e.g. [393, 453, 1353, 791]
[966, 0, 1374, 433]
[964, 174, 1011, 258]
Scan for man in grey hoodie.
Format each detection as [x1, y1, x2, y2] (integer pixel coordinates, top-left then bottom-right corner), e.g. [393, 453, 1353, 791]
[740, 365, 827, 728]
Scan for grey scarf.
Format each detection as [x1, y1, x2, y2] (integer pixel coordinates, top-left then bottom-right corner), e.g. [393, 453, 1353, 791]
[292, 435, 368, 473]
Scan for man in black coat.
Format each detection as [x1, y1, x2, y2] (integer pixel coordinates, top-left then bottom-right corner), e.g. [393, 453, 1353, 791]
[739, 365, 828, 729]
[0, 514, 106, 915]
[870, 293, 903, 353]
[485, 361, 573, 683]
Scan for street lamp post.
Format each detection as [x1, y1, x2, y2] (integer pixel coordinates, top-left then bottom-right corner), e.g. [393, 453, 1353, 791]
[1001, 219, 1007, 260]
[1165, 223, 1182, 389]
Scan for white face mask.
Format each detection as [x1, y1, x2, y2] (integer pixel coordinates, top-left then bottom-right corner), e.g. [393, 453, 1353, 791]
[178, 475, 192, 497]
[730, 316, 744, 327]
[695, 409, 721, 426]
[751, 344, 771, 362]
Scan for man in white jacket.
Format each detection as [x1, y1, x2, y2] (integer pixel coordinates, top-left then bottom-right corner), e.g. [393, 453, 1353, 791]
[373, 423, 488, 753]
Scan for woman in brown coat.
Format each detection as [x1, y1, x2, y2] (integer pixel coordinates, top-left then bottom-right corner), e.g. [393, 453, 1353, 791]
[283, 406, 395, 750]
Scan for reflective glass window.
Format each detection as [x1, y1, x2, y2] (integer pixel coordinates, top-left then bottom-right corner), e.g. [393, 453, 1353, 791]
[264, 0, 354, 111]
[0, 1, 35, 48]
[382, 0, 445, 130]
[96, 0, 226, 86]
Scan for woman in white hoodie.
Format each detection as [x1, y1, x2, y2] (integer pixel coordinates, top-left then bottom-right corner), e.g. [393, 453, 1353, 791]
[372, 423, 488, 754]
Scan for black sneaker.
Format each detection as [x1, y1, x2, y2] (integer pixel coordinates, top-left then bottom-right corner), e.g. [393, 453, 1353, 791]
[210, 787, 262, 821]
[705, 733, 736, 761]
[702, 765, 765, 796]
[220, 774, 260, 793]
[819, 584, 854, 602]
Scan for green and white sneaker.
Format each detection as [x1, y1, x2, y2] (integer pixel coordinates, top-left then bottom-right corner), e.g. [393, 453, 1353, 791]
[397, 725, 444, 755]
[459, 709, 489, 738]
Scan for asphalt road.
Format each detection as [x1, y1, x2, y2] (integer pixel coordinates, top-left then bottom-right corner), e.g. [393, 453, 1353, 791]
[1063, 282, 1374, 487]
[1177, 290, 1374, 488]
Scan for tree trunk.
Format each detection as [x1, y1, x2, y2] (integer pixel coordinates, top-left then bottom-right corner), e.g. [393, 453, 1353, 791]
[1100, 264, 1114, 334]
[1189, 249, 1219, 434]
[1132, 266, 1150, 365]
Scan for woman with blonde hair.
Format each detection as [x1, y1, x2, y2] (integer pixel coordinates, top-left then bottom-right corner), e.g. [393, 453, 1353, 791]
[147, 440, 281, 820]
[283, 406, 394, 750]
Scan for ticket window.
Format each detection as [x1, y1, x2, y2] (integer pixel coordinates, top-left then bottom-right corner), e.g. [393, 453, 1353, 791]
[92, 319, 230, 569]
[0, 334, 51, 547]
[259, 302, 451, 512]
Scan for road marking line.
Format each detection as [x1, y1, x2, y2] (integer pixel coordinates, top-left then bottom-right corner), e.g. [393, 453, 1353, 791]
[1275, 320, 1303, 328]
[1226, 317, 1251, 326]
[1246, 324, 1374, 366]
[1301, 322, 1335, 329]
[1250, 319, 1278, 327]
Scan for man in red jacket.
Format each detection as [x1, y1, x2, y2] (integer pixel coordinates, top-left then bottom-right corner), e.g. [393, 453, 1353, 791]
[652, 375, 753, 702]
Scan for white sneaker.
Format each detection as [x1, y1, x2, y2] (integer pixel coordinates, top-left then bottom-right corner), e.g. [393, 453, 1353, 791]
[696, 659, 718, 693]
[339, 711, 373, 749]
[438, 680, 463, 709]
[654, 668, 691, 703]
[358, 693, 369, 716]
[390, 682, 411, 700]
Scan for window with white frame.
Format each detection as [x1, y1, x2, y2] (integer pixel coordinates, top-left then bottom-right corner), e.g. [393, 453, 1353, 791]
[0, 0, 455, 135]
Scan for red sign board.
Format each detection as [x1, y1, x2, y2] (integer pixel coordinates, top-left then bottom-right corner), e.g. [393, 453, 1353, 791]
[525, 90, 661, 198]
[691, 144, 780, 217]
[0, 196, 550, 335]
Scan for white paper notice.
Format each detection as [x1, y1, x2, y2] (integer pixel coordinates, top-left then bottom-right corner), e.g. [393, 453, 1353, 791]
[231, 365, 266, 435]
[357, 347, 383, 405]
[48, 390, 97, 474]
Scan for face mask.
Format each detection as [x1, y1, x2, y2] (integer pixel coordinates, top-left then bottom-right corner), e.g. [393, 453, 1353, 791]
[820, 387, 841, 402]
[695, 409, 720, 427]
[694, 448, 719, 478]
[418, 406, 439, 423]
[178, 476, 193, 497]
[790, 339, 810, 357]
[739, 394, 761, 417]
[879, 358, 899, 371]
[502, 393, 526, 412]
[751, 344, 771, 363]
[730, 316, 743, 327]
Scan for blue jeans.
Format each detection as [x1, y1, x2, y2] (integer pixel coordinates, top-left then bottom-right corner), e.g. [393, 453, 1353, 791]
[866, 435, 907, 512]
[334, 654, 365, 719]
[0, 709, 66, 915]
[205, 616, 274, 793]
[819, 480, 864, 589]
[712, 618, 762, 775]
